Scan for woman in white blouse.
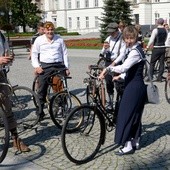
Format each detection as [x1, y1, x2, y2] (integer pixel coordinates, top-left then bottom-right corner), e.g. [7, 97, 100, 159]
[99, 25, 147, 156]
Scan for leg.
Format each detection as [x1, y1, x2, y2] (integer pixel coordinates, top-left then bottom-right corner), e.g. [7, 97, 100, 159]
[0, 72, 30, 152]
[157, 48, 166, 81]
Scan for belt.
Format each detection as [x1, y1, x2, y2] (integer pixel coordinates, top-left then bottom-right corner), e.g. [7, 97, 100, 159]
[40, 62, 64, 69]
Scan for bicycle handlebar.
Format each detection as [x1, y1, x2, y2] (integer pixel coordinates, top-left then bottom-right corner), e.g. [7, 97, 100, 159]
[88, 64, 103, 70]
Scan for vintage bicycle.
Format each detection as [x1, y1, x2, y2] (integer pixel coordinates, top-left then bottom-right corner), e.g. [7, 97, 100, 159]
[32, 67, 81, 129]
[61, 65, 124, 164]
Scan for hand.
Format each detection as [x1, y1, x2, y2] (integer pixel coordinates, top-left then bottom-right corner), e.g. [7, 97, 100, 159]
[113, 75, 121, 81]
[65, 69, 70, 76]
[103, 42, 110, 49]
[0, 56, 13, 65]
[98, 69, 106, 80]
[35, 67, 43, 74]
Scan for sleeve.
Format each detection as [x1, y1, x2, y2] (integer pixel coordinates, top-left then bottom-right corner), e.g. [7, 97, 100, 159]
[106, 49, 141, 73]
[147, 28, 157, 48]
[31, 38, 41, 68]
[61, 39, 69, 68]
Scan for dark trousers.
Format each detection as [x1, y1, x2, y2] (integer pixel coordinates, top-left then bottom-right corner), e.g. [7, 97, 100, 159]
[105, 61, 114, 95]
[149, 48, 166, 80]
[38, 62, 65, 111]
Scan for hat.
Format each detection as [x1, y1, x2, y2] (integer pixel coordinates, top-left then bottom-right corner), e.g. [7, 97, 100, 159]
[44, 21, 55, 29]
[157, 18, 164, 25]
[107, 22, 118, 33]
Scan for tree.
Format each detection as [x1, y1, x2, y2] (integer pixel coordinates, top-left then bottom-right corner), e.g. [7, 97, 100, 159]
[100, 0, 132, 42]
[11, 0, 41, 32]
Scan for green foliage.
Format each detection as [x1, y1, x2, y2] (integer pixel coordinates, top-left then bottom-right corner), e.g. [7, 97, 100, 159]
[100, 0, 132, 42]
[11, 0, 41, 32]
[55, 27, 67, 33]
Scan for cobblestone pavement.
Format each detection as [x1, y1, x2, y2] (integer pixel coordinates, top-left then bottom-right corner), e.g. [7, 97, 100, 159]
[0, 49, 170, 170]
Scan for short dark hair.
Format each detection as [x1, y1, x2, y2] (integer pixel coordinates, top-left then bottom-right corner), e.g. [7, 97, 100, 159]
[37, 22, 44, 29]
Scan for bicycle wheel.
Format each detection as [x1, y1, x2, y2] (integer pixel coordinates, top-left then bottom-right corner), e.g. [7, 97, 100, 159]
[97, 57, 105, 68]
[86, 84, 94, 105]
[0, 109, 9, 163]
[11, 86, 41, 133]
[165, 79, 170, 104]
[61, 105, 104, 164]
[49, 91, 81, 129]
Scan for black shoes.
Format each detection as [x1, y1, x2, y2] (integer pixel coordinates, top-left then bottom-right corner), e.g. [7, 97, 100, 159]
[38, 111, 45, 122]
[114, 148, 135, 156]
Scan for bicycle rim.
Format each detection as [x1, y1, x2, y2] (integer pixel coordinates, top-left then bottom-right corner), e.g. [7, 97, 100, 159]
[0, 110, 9, 163]
[61, 105, 103, 164]
[165, 80, 170, 104]
[11, 86, 41, 133]
[49, 91, 81, 130]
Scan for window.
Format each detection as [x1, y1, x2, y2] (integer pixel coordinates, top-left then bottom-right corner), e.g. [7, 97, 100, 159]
[68, 0, 71, 9]
[68, 17, 72, 29]
[155, 0, 160, 2]
[95, 16, 99, 28]
[76, 0, 80, 8]
[86, 16, 89, 28]
[94, 0, 98, 7]
[77, 17, 80, 29]
[55, 0, 59, 10]
[155, 13, 160, 24]
[85, 0, 89, 8]
[169, 13, 170, 25]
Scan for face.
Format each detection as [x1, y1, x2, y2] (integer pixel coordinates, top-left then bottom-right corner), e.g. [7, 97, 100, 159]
[124, 36, 136, 48]
[44, 26, 55, 39]
[109, 31, 119, 38]
[38, 27, 44, 35]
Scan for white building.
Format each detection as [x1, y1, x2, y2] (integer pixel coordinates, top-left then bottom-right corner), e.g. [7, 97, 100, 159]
[33, 0, 170, 34]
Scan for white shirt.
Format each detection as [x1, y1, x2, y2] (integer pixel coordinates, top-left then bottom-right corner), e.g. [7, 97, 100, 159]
[147, 25, 167, 48]
[31, 34, 69, 68]
[165, 31, 170, 47]
[106, 44, 142, 74]
[101, 33, 126, 61]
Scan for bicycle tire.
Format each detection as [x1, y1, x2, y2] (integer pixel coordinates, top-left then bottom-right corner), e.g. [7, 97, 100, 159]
[165, 79, 170, 104]
[0, 109, 9, 163]
[97, 57, 105, 68]
[61, 105, 104, 164]
[11, 86, 41, 133]
[49, 91, 81, 130]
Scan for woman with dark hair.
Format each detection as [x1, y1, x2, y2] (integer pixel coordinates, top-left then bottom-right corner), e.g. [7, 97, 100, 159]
[99, 26, 147, 156]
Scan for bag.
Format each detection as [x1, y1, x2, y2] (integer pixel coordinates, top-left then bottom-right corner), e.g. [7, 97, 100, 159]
[52, 76, 63, 93]
[146, 83, 160, 104]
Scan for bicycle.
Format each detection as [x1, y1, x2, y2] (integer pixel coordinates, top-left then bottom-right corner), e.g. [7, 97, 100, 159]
[49, 69, 81, 129]
[2, 66, 41, 134]
[0, 83, 11, 163]
[61, 68, 124, 164]
[32, 67, 81, 129]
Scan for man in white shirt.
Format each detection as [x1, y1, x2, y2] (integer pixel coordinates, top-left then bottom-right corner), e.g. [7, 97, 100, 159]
[31, 21, 70, 120]
[99, 22, 126, 110]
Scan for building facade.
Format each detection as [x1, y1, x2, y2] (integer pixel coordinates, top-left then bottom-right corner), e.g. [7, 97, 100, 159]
[33, 0, 170, 34]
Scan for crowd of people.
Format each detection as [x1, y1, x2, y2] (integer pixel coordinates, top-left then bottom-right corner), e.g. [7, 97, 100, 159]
[0, 17, 170, 157]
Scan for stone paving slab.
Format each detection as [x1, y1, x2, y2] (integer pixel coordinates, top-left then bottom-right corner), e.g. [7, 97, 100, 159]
[0, 48, 169, 170]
